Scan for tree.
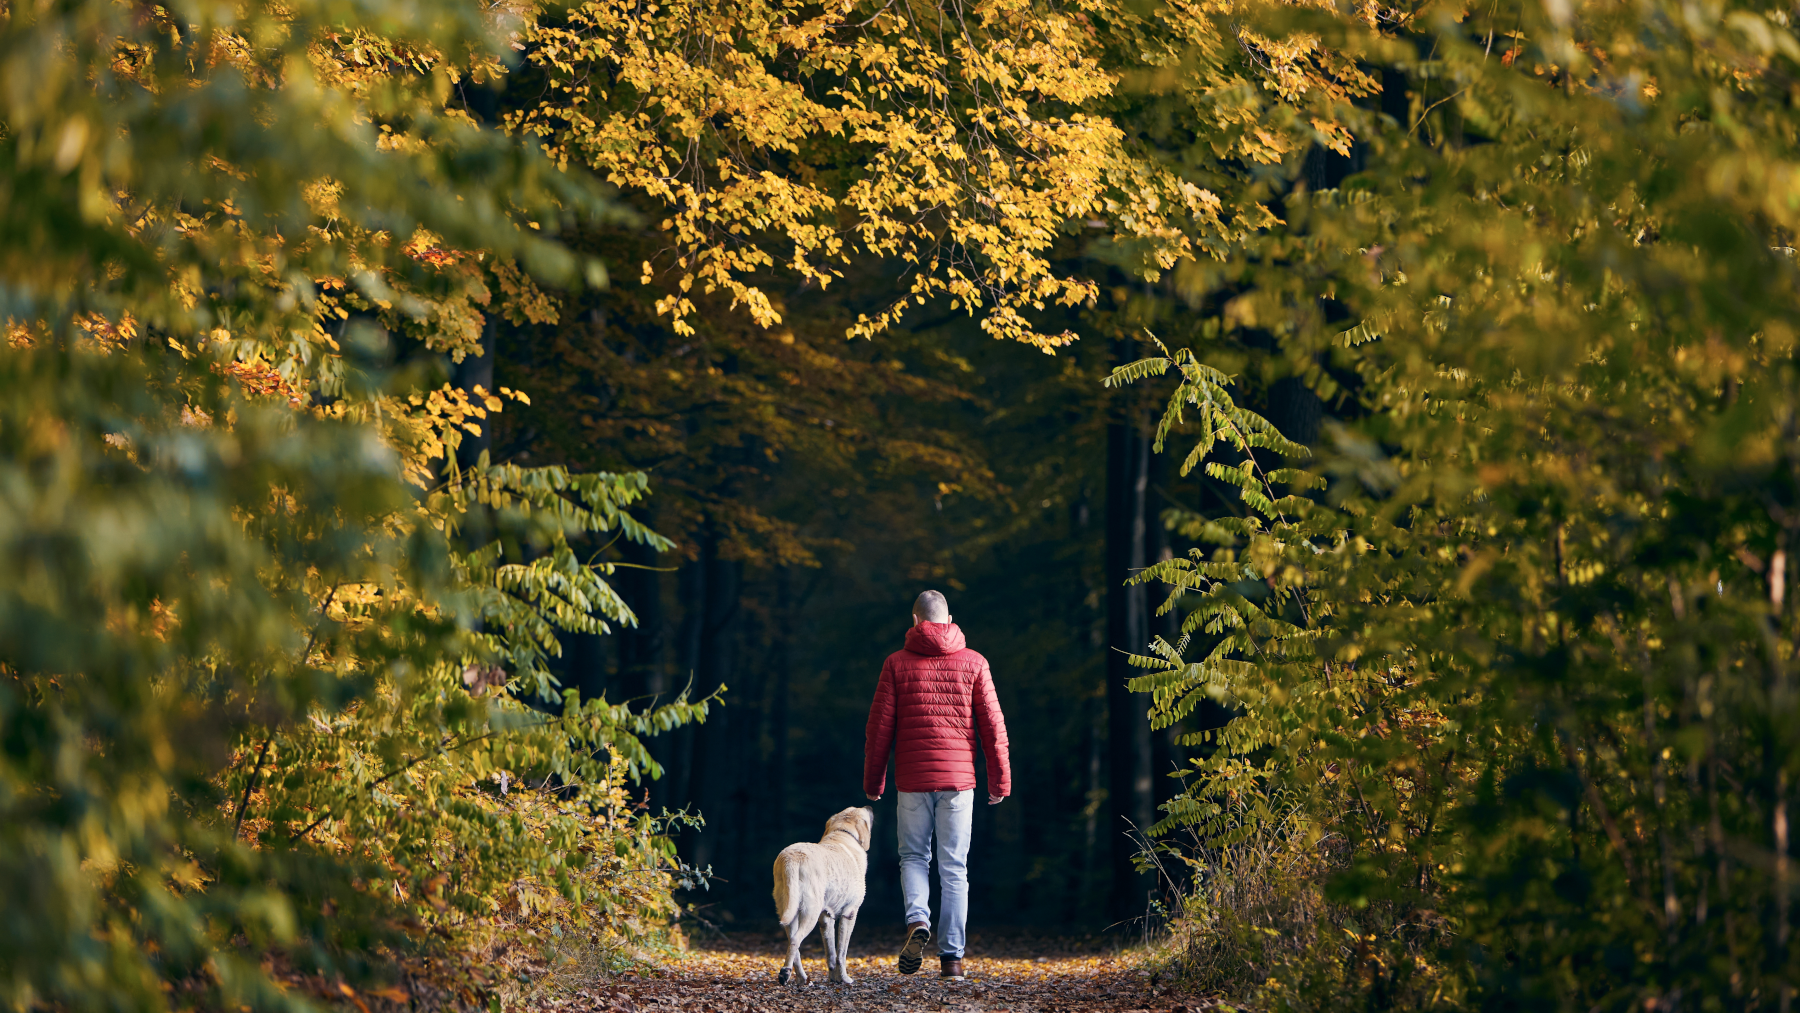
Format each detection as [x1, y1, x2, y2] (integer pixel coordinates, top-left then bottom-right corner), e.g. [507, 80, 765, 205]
[0, 2, 709, 1008]
[506, 0, 1274, 351]
[1115, 0, 1800, 1005]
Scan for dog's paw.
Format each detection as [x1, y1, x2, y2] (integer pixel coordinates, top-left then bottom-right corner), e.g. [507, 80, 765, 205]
[778, 968, 790, 985]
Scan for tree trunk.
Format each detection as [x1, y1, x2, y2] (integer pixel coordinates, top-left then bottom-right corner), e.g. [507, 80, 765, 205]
[563, 625, 609, 705]
[767, 567, 795, 849]
[1106, 389, 1154, 921]
[617, 531, 668, 799]
[1150, 448, 1182, 817]
[1080, 692, 1106, 921]
[690, 541, 741, 873]
[1267, 376, 1323, 450]
[451, 317, 496, 471]
[670, 531, 710, 813]
[717, 570, 764, 896]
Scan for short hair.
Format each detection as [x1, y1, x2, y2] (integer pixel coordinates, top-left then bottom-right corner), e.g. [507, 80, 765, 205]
[912, 590, 949, 622]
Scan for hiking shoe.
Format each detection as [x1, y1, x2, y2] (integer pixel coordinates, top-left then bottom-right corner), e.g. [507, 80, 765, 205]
[897, 922, 931, 975]
[939, 956, 965, 979]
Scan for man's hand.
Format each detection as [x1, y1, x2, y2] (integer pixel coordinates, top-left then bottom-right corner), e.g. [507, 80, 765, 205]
[866, 794, 881, 802]
[988, 794, 1004, 805]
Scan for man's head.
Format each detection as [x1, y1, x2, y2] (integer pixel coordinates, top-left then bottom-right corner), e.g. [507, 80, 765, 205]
[912, 589, 951, 625]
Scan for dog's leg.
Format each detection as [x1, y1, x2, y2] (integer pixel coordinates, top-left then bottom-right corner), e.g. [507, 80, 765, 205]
[834, 908, 858, 985]
[777, 919, 795, 986]
[780, 918, 804, 986]
[820, 912, 842, 983]
[785, 902, 820, 985]
[779, 914, 800, 985]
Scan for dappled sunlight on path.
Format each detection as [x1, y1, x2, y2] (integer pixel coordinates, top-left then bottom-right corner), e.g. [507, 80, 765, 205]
[560, 932, 1224, 1013]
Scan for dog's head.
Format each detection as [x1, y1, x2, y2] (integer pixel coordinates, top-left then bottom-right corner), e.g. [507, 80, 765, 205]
[824, 806, 874, 851]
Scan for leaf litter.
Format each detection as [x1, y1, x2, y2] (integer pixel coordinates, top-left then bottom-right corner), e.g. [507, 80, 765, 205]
[521, 929, 1231, 1013]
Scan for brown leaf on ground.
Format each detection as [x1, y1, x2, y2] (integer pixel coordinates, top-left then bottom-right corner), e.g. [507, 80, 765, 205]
[523, 931, 1233, 1013]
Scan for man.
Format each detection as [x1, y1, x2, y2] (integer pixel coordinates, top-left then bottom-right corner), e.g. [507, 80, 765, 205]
[863, 590, 1011, 980]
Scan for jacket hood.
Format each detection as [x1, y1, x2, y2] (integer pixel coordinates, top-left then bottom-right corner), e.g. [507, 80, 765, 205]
[904, 621, 966, 656]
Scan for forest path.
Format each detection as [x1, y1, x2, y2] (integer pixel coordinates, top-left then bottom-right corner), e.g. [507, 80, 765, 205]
[585, 931, 1223, 1013]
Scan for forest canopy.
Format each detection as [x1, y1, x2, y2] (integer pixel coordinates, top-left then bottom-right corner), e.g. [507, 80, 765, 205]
[1, 0, 1798, 1010]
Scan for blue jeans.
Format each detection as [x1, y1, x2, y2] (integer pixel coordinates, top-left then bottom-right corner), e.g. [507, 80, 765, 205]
[897, 790, 973, 958]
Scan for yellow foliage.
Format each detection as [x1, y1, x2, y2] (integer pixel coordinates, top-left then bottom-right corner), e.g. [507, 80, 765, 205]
[74, 311, 139, 350]
[510, 0, 1298, 350]
[386, 384, 532, 487]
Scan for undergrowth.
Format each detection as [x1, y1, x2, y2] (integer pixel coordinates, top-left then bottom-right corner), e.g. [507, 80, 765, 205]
[1138, 789, 1458, 1011]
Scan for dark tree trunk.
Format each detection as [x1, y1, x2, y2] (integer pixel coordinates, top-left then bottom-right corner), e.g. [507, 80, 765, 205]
[563, 627, 609, 704]
[447, 316, 498, 651]
[670, 533, 710, 813]
[451, 317, 496, 471]
[1106, 388, 1154, 922]
[717, 574, 764, 894]
[1079, 692, 1106, 921]
[1149, 448, 1182, 817]
[1268, 376, 1323, 450]
[767, 567, 795, 849]
[617, 532, 668, 800]
[552, 309, 610, 705]
[690, 540, 741, 873]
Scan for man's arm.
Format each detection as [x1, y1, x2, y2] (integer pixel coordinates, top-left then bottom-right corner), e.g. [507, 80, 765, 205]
[971, 658, 1010, 802]
[863, 657, 898, 799]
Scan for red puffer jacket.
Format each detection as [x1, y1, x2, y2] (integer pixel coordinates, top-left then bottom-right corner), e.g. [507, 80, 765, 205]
[863, 622, 1011, 797]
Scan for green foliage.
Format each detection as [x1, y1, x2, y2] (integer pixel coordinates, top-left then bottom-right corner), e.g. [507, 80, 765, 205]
[1110, 343, 1334, 793]
[0, 2, 707, 1010]
[1114, 0, 1800, 1007]
[0, 0, 601, 353]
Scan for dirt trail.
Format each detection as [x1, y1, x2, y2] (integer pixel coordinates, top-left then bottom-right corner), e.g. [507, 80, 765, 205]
[571, 931, 1223, 1013]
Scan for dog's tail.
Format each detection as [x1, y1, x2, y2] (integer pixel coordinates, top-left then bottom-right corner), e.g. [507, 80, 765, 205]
[773, 851, 803, 927]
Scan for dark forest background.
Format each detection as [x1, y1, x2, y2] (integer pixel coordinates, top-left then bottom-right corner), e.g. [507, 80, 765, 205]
[471, 190, 1345, 931]
[428, 46, 1364, 936]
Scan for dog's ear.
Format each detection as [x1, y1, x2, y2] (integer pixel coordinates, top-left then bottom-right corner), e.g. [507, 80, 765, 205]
[857, 807, 873, 850]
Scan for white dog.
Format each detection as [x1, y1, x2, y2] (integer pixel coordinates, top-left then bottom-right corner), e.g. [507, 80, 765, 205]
[772, 806, 873, 985]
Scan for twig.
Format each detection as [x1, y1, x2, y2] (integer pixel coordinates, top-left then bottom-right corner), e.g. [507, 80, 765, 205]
[298, 584, 342, 666]
[1411, 89, 1467, 138]
[232, 735, 274, 841]
[233, 584, 341, 840]
[291, 730, 501, 843]
[1561, 736, 1639, 884]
